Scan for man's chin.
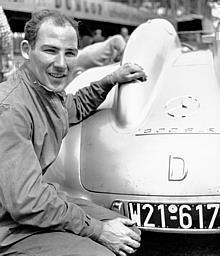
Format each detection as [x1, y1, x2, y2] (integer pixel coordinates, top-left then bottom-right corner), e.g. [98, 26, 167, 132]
[52, 87, 66, 93]
[43, 82, 66, 93]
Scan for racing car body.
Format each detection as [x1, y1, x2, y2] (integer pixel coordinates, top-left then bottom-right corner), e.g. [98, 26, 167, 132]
[45, 19, 220, 233]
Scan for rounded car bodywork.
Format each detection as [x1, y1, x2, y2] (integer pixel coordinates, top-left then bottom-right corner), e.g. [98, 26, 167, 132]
[45, 19, 220, 233]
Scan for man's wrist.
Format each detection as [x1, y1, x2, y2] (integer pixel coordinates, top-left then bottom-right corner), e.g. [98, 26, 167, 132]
[108, 73, 117, 85]
[88, 218, 104, 241]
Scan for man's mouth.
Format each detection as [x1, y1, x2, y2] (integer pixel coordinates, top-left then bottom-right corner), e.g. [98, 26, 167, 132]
[49, 72, 66, 78]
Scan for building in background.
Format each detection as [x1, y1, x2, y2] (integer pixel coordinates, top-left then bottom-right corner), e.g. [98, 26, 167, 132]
[0, 0, 149, 37]
[0, 0, 217, 56]
[109, 0, 211, 30]
[0, 1, 213, 33]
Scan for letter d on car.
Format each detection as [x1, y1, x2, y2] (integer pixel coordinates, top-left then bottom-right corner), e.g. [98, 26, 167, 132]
[168, 155, 188, 181]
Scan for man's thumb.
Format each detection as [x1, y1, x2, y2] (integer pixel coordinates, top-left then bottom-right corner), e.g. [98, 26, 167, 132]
[120, 218, 137, 226]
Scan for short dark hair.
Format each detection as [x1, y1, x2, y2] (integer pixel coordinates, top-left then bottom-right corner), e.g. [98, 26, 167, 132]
[24, 9, 79, 49]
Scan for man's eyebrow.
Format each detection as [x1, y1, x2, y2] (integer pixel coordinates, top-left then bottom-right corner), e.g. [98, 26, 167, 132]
[42, 45, 78, 52]
[66, 47, 78, 52]
[41, 45, 58, 49]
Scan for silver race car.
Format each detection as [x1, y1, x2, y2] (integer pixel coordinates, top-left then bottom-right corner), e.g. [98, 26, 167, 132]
[45, 18, 220, 233]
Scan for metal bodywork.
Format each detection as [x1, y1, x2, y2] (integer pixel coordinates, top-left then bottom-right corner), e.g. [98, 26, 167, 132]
[45, 19, 220, 233]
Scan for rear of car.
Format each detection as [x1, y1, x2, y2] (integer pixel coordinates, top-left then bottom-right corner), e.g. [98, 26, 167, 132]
[45, 18, 220, 234]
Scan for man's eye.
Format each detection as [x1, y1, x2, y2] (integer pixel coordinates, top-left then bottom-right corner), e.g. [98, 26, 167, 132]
[44, 49, 56, 54]
[66, 51, 78, 57]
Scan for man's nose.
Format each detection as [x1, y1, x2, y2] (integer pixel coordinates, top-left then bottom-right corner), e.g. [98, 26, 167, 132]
[54, 53, 67, 69]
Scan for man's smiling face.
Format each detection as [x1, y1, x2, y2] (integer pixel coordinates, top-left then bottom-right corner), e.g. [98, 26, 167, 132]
[27, 19, 78, 92]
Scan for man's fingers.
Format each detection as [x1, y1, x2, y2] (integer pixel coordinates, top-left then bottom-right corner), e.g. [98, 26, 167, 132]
[120, 244, 138, 255]
[129, 229, 141, 242]
[117, 217, 141, 240]
[130, 225, 141, 236]
[127, 72, 147, 82]
[118, 250, 127, 256]
[123, 62, 144, 72]
[112, 62, 147, 85]
[119, 217, 135, 225]
[126, 236, 141, 249]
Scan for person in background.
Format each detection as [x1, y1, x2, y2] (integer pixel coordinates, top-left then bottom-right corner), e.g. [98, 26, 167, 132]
[92, 28, 105, 43]
[0, 6, 14, 82]
[75, 34, 126, 76]
[78, 21, 93, 49]
[120, 27, 130, 42]
[0, 9, 146, 256]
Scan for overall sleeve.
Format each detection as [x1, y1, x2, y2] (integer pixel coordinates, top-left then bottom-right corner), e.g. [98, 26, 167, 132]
[0, 103, 102, 240]
[65, 75, 115, 125]
[112, 35, 126, 52]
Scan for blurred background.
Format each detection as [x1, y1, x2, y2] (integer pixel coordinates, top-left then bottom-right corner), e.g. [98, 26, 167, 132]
[0, 0, 220, 82]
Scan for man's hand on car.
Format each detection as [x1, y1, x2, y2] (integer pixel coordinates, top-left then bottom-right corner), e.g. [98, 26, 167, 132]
[109, 62, 147, 85]
[97, 217, 141, 256]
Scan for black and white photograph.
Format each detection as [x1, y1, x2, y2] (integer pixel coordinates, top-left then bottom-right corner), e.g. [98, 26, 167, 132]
[0, 0, 220, 255]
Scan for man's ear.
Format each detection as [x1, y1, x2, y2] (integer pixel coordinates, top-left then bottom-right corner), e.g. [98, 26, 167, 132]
[20, 40, 31, 60]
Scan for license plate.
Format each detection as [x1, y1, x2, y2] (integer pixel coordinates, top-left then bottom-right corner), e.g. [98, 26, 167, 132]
[128, 202, 220, 229]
